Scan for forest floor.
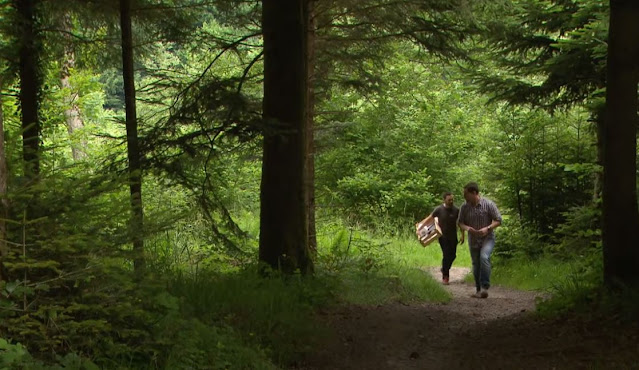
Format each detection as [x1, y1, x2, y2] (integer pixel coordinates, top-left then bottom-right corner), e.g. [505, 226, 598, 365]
[296, 267, 639, 370]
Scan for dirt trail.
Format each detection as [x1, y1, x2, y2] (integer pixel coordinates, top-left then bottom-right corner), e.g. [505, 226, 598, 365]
[298, 267, 639, 370]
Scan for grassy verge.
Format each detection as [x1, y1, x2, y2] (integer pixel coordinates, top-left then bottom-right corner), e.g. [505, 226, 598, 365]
[315, 224, 456, 305]
[335, 263, 451, 305]
[490, 255, 584, 291]
[166, 267, 336, 369]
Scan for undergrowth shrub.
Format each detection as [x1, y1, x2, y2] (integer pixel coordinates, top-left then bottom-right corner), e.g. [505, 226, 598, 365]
[551, 203, 601, 257]
[167, 267, 336, 367]
[0, 174, 200, 367]
[532, 253, 639, 324]
[0, 338, 99, 369]
[159, 318, 275, 370]
[493, 217, 544, 259]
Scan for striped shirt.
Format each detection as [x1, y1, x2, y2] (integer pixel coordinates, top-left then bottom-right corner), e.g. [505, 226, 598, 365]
[457, 197, 502, 247]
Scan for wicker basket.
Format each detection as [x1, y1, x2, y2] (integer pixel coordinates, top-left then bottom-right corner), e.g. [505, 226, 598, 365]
[415, 215, 442, 247]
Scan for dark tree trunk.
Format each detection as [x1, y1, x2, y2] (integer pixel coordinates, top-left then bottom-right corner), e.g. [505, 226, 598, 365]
[16, 0, 40, 182]
[60, 13, 87, 161]
[602, 0, 639, 286]
[120, 0, 145, 273]
[306, 0, 317, 256]
[259, 0, 313, 274]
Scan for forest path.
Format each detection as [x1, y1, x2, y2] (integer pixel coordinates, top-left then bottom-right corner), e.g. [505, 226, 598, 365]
[298, 267, 638, 369]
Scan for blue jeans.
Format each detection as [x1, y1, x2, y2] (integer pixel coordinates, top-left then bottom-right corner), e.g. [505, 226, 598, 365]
[469, 235, 495, 291]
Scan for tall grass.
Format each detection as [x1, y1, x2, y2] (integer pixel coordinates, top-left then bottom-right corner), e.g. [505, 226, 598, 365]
[387, 233, 472, 270]
[166, 267, 336, 368]
[335, 265, 451, 305]
[490, 256, 584, 291]
[315, 222, 455, 304]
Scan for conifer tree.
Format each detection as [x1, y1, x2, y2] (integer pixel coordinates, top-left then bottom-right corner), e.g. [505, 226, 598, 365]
[472, 0, 639, 286]
[120, 0, 145, 273]
[603, 0, 639, 286]
[259, 0, 313, 274]
[15, 0, 41, 184]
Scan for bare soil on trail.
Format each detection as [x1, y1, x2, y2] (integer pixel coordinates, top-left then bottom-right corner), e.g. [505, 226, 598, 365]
[297, 267, 639, 370]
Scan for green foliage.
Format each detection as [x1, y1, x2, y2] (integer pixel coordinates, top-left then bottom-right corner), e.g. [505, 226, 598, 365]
[161, 319, 276, 370]
[0, 168, 208, 367]
[167, 268, 335, 367]
[0, 338, 99, 369]
[316, 221, 394, 276]
[551, 203, 601, 256]
[315, 48, 487, 228]
[315, 222, 452, 304]
[335, 263, 451, 305]
[316, 226, 353, 273]
[534, 254, 639, 325]
[491, 255, 585, 292]
[486, 107, 596, 237]
[493, 216, 545, 259]
[0, 339, 31, 368]
[471, 0, 608, 110]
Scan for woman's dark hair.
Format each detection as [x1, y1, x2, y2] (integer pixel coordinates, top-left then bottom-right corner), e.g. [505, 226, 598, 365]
[463, 182, 480, 194]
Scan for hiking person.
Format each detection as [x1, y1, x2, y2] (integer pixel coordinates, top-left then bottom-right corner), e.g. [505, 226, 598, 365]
[430, 192, 465, 285]
[457, 182, 502, 298]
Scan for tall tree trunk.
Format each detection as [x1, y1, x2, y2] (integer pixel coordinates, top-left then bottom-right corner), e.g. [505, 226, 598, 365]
[306, 0, 317, 256]
[602, 0, 639, 286]
[259, 0, 313, 274]
[16, 0, 40, 183]
[593, 110, 604, 203]
[60, 13, 87, 161]
[120, 0, 145, 273]
[0, 80, 8, 282]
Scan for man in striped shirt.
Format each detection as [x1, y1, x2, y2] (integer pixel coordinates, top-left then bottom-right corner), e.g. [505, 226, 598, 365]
[457, 182, 502, 298]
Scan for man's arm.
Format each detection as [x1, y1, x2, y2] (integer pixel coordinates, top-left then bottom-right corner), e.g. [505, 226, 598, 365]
[428, 206, 440, 220]
[478, 220, 501, 237]
[478, 201, 502, 236]
[458, 223, 466, 244]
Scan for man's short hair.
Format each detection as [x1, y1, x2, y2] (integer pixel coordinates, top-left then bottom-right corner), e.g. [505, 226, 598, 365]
[442, 191, 453, 199]
[463, 182, 480, 194]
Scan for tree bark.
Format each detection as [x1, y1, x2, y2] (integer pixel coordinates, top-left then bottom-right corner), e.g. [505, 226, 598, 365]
[120, 0, 145, 273]
[593, 109, 604, 203]
[16, 0, 40, 182]
[259, 0, 313, 274]
[602, 0, 639, 286]
[60, 13, 87, 161]
[306, 0, 317, 256]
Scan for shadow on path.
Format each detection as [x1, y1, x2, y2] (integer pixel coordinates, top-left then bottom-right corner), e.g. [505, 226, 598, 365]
[297, 267, 639, 369]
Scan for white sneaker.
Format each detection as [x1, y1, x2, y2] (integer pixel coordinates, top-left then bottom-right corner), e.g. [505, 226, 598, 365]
[480, 289, 489, 298]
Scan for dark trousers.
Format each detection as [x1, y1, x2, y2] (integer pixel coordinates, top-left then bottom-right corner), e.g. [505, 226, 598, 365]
[438, 236, 457, 277]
